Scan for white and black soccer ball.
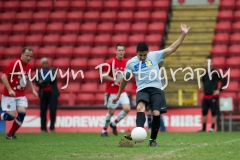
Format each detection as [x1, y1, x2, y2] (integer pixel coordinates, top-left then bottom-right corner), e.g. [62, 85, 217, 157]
[131, 127, 147, 143]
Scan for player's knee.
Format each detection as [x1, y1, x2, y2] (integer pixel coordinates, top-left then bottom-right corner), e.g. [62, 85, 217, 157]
[152, 110, 160, 116]
[17, 112, 26, 122]
[137, 100, 146, 112]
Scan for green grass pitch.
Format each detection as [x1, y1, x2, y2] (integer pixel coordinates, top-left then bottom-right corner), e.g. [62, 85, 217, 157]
[0, 132, 240, 160]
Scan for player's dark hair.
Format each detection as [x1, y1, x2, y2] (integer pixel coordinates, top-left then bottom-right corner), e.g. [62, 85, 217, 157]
[136, 42, 148, 52]
[21, 46, 33, 54]
[116, 43, 124, 49]
[206, 55, 212, 59]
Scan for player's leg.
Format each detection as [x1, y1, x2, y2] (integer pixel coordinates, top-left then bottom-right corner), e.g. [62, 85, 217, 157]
[101, 94, 118, 137]
[0, 95, 16, 121]
[7, 96, 28, 139]
[149, 88, 167, 147]
[199, 99, 209, 132]
[160, 114, 166, 132]
[49, 96, 57, 132]
[209, 98, 218, 132]
[110, 92, 131, 135]
[40, 94, 49, 132]
[146, 108, 152, 132]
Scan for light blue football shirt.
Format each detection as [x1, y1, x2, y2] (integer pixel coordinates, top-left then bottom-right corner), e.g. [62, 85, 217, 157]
[124, 50, 164, 92]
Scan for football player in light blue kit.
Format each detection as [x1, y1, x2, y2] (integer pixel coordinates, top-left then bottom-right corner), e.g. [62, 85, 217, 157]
[113, 23, 190, 147]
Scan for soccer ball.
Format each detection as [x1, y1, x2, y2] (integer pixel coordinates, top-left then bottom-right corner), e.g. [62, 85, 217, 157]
[131, 127, 147, 143]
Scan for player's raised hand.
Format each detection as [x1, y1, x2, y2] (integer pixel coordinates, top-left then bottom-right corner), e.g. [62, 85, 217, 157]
[9, 89, 16, 97]
[180, 23, 190, 34]
[112, 96, 120, 104]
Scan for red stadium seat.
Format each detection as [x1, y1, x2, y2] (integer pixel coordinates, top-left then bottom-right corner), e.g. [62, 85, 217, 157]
[36, 1, 53, 11]
[75, 93, 95, 106]
[77, 34, 94, 46]
[42, 34, 60, 46]
[29, 22, 46, 34]
[226, 57, 240, 68]
[2, 1, 19, 12]
[19, 1, 36, 11]
[136, 1, 152, 11]
[94, 34, 111, 46]
[232, 22, 240, 33]
[53, 1, 70, 11]
[211, 45, 227, 57]
[119, 1, 136, 11]
[0, 12, 16, 23]
[229, 69, 240, 81]
[46, 22, 63, 34]
[100, 11, 117, 22]
[107, 46, 116, 58]
[25, 34, 43, 46]
[131, 22, 148, 34]
[61, 82, 80, 94]
[87, 58, 105, 70]
[25, 93, 40, 106]
[0, 35, 9, 46]
[0, 47, 4, 59]
[218, 10, 233, 22]
[230, 33, 240, 44]
[151, 11, 168, 23]
[66, 11, 83, 22]
[83, 11, 100, 23]
[55, 46, 74, 58]
[80, 22, 97, 34]
[133, 11, 150, 22]
[103, 1, 119, 11]
[145, 34, 163, 45]
[63, 23, 80, 34]
[30, 46, 39, 59]
[213, 33, 229, 45]
[32, 11, 50, 23]
[236, 1, 240, 10]
[70, 1, 86, 11]
[3, 47, 22, 58]
[125, 46, 137, 58]
[219, 0, 235, 10]
[117, 11, 133, 22]
[87, 1, 103, 11]
[0, 23, 12, 35]
[59, 34, 77, 46]
[35, 58, 53, 69]
[38, 46, 56, 58]
[212, 57, 225, 69]
[49, 11, 67, 22]
[149, 45, 160, 52]
[234, 10, 240, 22]
[52, 58, 70, 69]
[12, 23, 29, 35]
[153, 1, 170, 11]
[15, 11, 33, 23]
[80, 82, 98, 93]
[114, 22, 131, 34]
[94, 93, 105, 105]
[58, 93, 71, 106]
[228, 45, 240, 57]
[98, 83, 106, 93]
[70, 58, 87, 70]
[215, 21, 231, 33]
[72, 46, 91, 58]
[8, 35, 25, 47]
[0, 58, 15, 71]
[148, 22, 165, 34]
[97, 22, 114, 34]
[128, 34, 145, 46]
[111, 34, 128, 46]
[84, 70, 101, 82]
[90, 46, 108, 58]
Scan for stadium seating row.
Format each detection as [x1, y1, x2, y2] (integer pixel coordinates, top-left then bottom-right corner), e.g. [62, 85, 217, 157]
[0, 34, 163, 48]
[213, 33, 240, 45]
[0, 1, 170, 12]
[211, 45, 240, 56]
[0, 11, 168, 23]
[215, 21, 240, 33]
[212, 56, 240, 68]
[217, 10, 240, 22]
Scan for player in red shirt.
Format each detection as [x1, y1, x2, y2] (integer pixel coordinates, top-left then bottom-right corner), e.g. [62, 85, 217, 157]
[0, 46, 38, 139]
[101, 44, 131, 137]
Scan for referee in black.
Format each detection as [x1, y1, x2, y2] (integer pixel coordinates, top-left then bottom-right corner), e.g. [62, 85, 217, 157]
[199, 56, 227, 132]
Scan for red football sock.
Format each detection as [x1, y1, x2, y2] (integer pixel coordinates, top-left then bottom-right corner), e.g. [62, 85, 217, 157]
[8, 119, 21, 136]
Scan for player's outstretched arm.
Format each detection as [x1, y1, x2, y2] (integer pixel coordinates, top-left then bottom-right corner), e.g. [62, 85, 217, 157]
[163, 23, 190, 58]
[112, 77, 129, 104]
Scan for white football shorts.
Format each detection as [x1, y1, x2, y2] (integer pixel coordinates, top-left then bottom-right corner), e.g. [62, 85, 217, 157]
[1, 95, 28, 111]
[104, 92, 130, 109]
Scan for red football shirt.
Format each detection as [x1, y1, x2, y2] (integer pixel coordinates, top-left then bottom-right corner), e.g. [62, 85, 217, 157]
[104, 57, 127, 94]
[2, 59, 31, 97]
